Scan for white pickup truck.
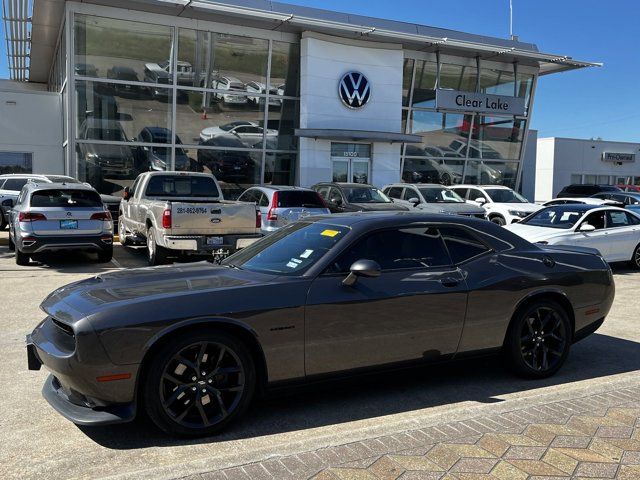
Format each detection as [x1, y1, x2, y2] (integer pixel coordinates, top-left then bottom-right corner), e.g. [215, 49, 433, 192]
[118, 171, 262, 265]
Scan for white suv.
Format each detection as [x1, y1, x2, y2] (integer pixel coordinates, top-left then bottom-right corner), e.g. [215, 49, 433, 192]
[451, 185, 541, 225]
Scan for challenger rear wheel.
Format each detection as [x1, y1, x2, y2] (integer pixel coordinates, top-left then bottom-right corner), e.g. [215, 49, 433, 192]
[142, 331, 255, 437]
[504, 300, 571, 379]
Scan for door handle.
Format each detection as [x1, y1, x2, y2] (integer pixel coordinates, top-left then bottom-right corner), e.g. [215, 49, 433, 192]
[440, 277, 460, 288]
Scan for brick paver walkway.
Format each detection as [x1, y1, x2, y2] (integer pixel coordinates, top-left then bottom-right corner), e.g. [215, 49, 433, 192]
[190, 386, 640, 479]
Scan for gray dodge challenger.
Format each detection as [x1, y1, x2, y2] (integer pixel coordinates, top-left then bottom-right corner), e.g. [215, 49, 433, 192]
[27, 212, 615, 436]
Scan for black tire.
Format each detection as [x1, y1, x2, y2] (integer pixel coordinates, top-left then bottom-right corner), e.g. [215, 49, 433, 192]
[8, 232, 15, 251]
[440, 173, 452, 186]
[118, 217, 131, 247]
[629, 243, 640, 270]
[147, 226, 169, 266]
[504, 300, 571, 379]
[97, 245, 113, 263]
[15, 246, 30, 266]
[142, 330, 256, 437]
[0, 214, 6, 231]
[490, 215, 506, 226]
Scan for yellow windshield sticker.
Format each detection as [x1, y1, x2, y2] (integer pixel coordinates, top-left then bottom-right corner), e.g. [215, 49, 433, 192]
[321, 229, 340, 237]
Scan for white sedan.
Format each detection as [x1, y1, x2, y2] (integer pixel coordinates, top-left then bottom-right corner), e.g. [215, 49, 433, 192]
[504, 204, 640, 266]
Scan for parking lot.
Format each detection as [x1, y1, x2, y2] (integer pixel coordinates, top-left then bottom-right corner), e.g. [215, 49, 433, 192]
[1, 230, 640, 480]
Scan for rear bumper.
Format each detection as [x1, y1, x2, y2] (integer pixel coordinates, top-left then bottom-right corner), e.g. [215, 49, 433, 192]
[161, 234, 262, 252]
[19, 234, 113, 254]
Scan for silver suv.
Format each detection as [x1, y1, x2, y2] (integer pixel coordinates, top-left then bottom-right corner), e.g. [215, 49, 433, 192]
[238, 186, 330, 234]
[7, 182, 114, 265]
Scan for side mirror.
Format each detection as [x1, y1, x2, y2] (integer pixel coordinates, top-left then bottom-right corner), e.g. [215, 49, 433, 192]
[123, 187, 131, 201]
[475, 197, 487, 205]
[342, 259, 381, 287]
[408, 197, 420, 206]
[579, 223, 596, 232]
[1, 198, 14, 208]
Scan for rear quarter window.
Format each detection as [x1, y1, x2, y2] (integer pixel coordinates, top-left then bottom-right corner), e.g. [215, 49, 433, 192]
[277, 191, 325, 208]
[30, 189, 102, 208]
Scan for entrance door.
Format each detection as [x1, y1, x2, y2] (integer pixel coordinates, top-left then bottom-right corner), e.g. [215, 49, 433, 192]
[331, 143, 371, 184]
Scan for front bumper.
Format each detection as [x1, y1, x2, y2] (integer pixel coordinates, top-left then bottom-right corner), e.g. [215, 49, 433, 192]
[18, 234, 113, 254]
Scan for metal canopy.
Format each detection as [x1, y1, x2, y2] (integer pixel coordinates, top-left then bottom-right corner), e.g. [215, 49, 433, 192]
[295, 129, 422, 144]
[21, 0, 601, 83]
[2, 0, 32, 81]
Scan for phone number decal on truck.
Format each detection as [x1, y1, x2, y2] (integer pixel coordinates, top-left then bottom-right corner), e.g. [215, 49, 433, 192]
[176, 207, 209, 215]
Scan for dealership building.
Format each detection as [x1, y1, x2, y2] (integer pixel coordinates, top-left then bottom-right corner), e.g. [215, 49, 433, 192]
[1, 0, 598, 198]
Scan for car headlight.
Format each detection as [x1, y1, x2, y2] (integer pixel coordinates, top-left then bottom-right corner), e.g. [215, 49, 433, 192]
[508, 210, 528, 217]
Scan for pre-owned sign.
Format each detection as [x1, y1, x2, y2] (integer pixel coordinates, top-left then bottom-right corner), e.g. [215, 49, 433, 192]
[602, 152, 635, 163]
[435, 89, 526, 116]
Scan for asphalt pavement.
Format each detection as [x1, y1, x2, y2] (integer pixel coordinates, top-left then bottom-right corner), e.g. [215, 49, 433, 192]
[0, 231, 639, 480]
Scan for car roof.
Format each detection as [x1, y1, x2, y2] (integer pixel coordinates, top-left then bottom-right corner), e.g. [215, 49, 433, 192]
[314, 182, 376, 188]
[540, 204, 618, 213]
[386, 183, 448, 189]
[453, 185, 511, 190]
[249, 185, 315, 192]
[25, 182, 98, 193]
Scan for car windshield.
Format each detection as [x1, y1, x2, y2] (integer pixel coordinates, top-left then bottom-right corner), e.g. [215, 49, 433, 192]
[484, 188, 528, 203]
[521, 206, 586, 229]
[418, 187, 464, 203]
[343, 187, 391, 204]
[31, 189, 102, 208]
[223, 222, 349, 275]
[145, 175, 220, 198]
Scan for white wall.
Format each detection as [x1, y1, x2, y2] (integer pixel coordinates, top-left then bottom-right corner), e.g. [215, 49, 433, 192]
[534, 137, 556, 202]
[299, 33, 403, 187]
[520, 129, 537, 201]
[0, 81, 63, 174]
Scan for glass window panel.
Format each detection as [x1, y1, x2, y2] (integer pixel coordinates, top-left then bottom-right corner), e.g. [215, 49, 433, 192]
[0, 152, 32, 174]
[175, 90, 266, 147]
[411, 59, 437, 108]
[75, 80, 173, 143]
[181, 147, 261, 199]
[480, 67, 516, 96]
[597, 175, 611, 185]
[270, 41, 300, 97]
[401, 157, 462, 185]
[409, 110, 472, 156]
[401, 110, 408, 134]
[517, 72, 534, 100]
[570, 174, 582, 185]
[468, 161, 519, 188]
[402, 58, 414, 107]
[264, 152, 297, 186]
[74, 15, 173, 82]
[439, 63, 477, 92]
[266, 99, 299, 151]
[469, 116, 524, 160]
[584, 174, 597, 184]
[77, 143, 139, 195]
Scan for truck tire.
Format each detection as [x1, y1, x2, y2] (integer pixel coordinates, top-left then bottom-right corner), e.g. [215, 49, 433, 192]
[147, 227, 169, 266]
[118, 217, 131, 247]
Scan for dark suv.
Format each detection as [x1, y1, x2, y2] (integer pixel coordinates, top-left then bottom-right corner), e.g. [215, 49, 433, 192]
[557, 184, 621, 198]
[311, 182, 409, 213]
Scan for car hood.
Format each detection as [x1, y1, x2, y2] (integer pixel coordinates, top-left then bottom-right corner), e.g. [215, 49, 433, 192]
[40, 262, 277, 324]
[493, 202, 541, 213]
[84, 143, 134, 158]
[351, 202, 409, 211]
[503, 223, 571, 242]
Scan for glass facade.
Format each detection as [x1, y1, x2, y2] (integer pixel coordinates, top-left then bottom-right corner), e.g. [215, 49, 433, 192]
[401, 56, 535, 189]
[69, 14, 300, 198]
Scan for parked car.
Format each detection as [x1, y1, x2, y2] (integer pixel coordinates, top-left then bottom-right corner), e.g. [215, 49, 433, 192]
[7, 182, 113, 265]
[312, 182, 409, 213]
[197, 135, 256, 182]
[199, 121, 277, 145]
[245, 81, 282, 107]
[504, 204, 640, 266]
[26, 212, 614, 436]
[618, 184, 640, 193]
[0, 174, 122, 226]
[401, 155, 460, 185]
[557, 184, 621, 198]
[118, 171, 262, 265]
[451, 185, 541, 225]
[135, 127, 194, 171]
[238, 186, 330, 234]
[77, 118, 137, 180]
[106, 66, 146, 96]
[382, 183, 486, 219]
[591, 191, 640, 213]
[74, 63, 98, 77]
[542, 198, 620, 207]
[211, 76, 248, 106]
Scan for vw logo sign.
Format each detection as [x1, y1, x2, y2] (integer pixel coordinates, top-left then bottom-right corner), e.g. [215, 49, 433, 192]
[339, 71, 371, 109]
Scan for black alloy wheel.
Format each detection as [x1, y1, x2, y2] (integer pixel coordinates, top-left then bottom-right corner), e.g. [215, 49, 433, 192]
[630, 243, 640, 270]
[143, 332, 255, 436]
[505, 300, 571, 378]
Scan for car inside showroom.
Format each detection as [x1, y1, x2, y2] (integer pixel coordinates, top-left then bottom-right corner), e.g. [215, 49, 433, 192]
[0, 0, 598, 199]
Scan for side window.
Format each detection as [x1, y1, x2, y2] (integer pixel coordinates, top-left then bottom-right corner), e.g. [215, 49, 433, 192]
[468, 188, 486, 202]
[402, 188, 419, 201]
[332, 227, 451, 272]
[238, 189, 255, 203]
[3, 178, 29, 192]
[439, 226, 490, 264]
[454, 188, 468, 199]
[329, 188, 343, 204]
[386, 187, 403, 199]
[626, 212, 640, 225]
[581, 211, 605, 230]
[131, 178, 142, 198]
[606, 210, 631, 228]
[316, 186, 329, 199]
[258, 192, 270, 207]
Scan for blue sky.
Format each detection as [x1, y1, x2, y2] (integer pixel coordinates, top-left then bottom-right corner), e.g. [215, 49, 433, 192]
[1, 0, 637, 141]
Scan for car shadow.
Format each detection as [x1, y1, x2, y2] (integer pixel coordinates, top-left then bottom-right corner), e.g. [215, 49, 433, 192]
[79, 332, 640, 450]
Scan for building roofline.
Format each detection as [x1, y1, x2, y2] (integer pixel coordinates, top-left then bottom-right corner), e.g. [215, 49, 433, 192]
[539, 137, 640, 146]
